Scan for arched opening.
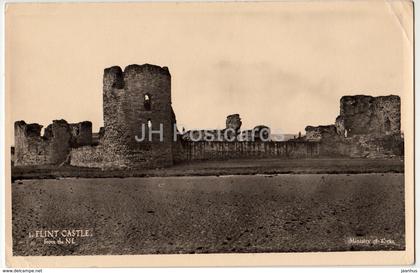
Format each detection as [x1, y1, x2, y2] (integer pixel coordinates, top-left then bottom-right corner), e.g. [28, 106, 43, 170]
[147, 119, 152, 129]
[144, 94, 151, 111]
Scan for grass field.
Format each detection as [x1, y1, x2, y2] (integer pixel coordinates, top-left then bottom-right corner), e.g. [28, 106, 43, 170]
[11, 158, 404, 182]
[12, 173, 405, 256]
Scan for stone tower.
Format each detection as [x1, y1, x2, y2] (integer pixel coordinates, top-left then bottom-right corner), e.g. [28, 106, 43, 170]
[335, 95, 401, 137]
[102, 64, 175, 168]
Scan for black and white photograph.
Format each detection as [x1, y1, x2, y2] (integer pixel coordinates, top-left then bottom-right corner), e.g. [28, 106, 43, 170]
[4, 0, 414, 267]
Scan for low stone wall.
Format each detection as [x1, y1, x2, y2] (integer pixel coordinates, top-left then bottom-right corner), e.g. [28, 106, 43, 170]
[65, 135, 404, 169]
[174, 141, 320, 162]
[70, 144, 152, 169]
[70, 146, 106, 169]
[344, 134, 403, 158]
[317, 133, 403, 159]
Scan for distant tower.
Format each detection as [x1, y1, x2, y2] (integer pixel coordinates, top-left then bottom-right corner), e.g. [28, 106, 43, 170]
[102, 64, 175, 168]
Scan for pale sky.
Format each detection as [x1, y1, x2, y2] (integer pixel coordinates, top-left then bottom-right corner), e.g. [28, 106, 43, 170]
[6, 1, 413, 136]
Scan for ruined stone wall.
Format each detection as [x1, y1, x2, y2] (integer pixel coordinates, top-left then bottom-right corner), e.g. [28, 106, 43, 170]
[14, 121, 49, 166]
[14, 120, 72, 166]
[16, 67, 403, 169]
[305, 95, 403, 158]
[69, 121, 93, 147]
[305, 125, 337, 141]
[173, 140, 319, 162]
[46, 120, 73, 164]
[70, 146, 105, 168]
[225, 114, 242, 139]
[100, 64, 174, 169]
[305, 129, 403, 158]
[344, 134, 403, 158]
[335, 95, 401, 137]
[14, 120, 95, 166]
[304, 125, 345, 156]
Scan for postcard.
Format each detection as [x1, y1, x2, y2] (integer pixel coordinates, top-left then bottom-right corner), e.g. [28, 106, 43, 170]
[4, 0, 414, 267]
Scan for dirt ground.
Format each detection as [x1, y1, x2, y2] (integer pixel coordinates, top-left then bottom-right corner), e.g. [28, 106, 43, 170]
[12, 173, 405, 256]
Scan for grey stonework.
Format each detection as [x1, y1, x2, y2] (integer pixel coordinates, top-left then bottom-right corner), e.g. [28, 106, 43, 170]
[305, 95, 403, 158]
[13, 64, 404, 169]
[14, 119, 91, 166]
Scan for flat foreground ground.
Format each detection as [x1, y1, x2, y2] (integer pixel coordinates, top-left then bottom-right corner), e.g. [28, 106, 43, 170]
[12, 173, 405, 255]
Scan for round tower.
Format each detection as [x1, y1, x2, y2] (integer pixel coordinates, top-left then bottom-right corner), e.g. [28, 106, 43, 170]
[102, 64, 174, 169]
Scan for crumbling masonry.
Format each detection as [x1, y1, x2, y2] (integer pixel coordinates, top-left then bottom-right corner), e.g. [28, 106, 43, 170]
[70, 64, 176, 169]
[14, 120, 92, 166]
[305, 95, 403, 158]
[13, 64, 404, 168]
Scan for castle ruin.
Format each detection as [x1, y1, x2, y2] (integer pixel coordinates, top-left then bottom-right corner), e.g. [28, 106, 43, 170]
[14, 120, 92, 166]
[305, 95, 403, 158]
[13, 64, 404, 169]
